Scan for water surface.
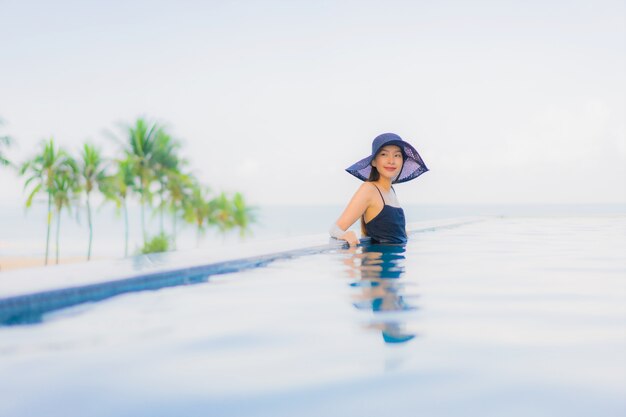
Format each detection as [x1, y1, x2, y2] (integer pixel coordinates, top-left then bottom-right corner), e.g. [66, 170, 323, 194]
[0, 216, 624, 417]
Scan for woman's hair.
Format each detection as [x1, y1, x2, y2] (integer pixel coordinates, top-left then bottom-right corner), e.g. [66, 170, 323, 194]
[367, 166, 380, 182]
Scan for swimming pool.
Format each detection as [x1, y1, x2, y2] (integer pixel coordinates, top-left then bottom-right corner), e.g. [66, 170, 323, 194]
[0, 216, 624, 417]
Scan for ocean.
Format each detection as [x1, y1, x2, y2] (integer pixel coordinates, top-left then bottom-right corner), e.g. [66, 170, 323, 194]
[0, 203, 624, 259]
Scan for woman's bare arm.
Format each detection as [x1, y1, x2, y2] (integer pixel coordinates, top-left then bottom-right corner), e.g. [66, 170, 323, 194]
[330, 183, 373, 245]
[336, 183, 373, 229]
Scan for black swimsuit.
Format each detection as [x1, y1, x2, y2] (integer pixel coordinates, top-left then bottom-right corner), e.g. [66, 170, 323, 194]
[363, 185, 408, 244]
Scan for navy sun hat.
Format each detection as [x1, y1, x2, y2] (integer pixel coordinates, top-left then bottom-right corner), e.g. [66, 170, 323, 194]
[345, 133, 428, 183]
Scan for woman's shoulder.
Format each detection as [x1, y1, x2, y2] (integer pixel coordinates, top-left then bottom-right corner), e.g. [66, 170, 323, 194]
[350, 181, 379, 204]
[355, 181, 378, 195]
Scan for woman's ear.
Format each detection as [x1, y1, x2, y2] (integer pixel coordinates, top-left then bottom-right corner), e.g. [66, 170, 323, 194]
[371, 160, 376, 168]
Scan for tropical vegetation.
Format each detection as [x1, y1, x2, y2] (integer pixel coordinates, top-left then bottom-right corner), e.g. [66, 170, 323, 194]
[140, 233, 170, 255]
[20, 138, 76, 265]
[78, 143, 107, 260]
[14, 117, 256, 264]
[101, 157, 134, 257]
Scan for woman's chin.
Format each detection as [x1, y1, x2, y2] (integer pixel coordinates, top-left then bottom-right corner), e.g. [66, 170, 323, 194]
[379, 173, 398, 181]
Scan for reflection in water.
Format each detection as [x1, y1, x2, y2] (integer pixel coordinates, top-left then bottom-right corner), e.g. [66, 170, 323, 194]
[340, 242, 418, 344]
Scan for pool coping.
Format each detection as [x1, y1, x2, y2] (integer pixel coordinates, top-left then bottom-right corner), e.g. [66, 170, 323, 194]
[0, 216, 483, 325]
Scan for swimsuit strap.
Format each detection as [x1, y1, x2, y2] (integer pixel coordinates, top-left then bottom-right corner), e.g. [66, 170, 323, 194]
[362, 183, 387, 223]
[372, 184, 385, 205]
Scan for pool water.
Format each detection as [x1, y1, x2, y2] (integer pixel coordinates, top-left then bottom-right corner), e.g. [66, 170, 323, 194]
[0, 216, 624, 417]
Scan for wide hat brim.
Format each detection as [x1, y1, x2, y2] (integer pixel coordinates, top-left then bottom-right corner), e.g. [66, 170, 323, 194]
[345, 137, 428, 184]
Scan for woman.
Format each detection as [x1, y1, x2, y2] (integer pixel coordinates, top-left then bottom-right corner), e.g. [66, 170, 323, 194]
[329, 133, 428, 246]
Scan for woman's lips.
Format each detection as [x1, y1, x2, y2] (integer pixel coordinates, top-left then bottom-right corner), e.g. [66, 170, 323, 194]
[384, 167, 396, 172]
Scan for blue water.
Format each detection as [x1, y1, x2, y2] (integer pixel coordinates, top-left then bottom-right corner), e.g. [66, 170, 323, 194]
[0, 215, 624, 417]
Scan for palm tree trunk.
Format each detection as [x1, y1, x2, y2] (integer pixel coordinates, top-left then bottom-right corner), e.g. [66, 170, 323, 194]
[86, 192, 93, 260]
[123, 198, 129, 257]
[55, 207, 61, 265]
[45, 191, 52, 266]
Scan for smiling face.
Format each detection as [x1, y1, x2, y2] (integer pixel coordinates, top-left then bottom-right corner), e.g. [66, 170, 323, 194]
[371, 145, 404, 181]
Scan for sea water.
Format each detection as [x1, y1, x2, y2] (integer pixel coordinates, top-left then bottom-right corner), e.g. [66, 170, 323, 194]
[0, 215, 624, 417]
[1, 203, 624, 258]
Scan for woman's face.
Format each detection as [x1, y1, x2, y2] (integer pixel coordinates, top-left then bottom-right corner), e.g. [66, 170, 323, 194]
[372, 145, 403, 180]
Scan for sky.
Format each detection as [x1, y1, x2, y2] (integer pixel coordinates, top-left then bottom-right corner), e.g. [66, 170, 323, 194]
[1, 0, 624, 207]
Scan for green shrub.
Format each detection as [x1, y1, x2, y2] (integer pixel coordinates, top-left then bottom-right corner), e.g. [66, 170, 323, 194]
[141, 233, 170, 254]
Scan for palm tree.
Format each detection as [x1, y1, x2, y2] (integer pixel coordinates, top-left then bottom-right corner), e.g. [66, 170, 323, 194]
[78, 143, 107, 260]
[152, 128, 183, 234]
[118, 118, 161, 243]
[166, 170, 192, 249]
[101, 157, 135, 257]
[20, 138, 73, 265]
[209, 192, 236, 236]
[51, 164, 79, 264]
[232, 192, 256, 237]
[183, 184, 213, 247]
[0, 118, 12, 167]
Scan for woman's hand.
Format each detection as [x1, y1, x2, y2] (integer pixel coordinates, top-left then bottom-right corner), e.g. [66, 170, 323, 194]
[341, 230, 359, 246]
